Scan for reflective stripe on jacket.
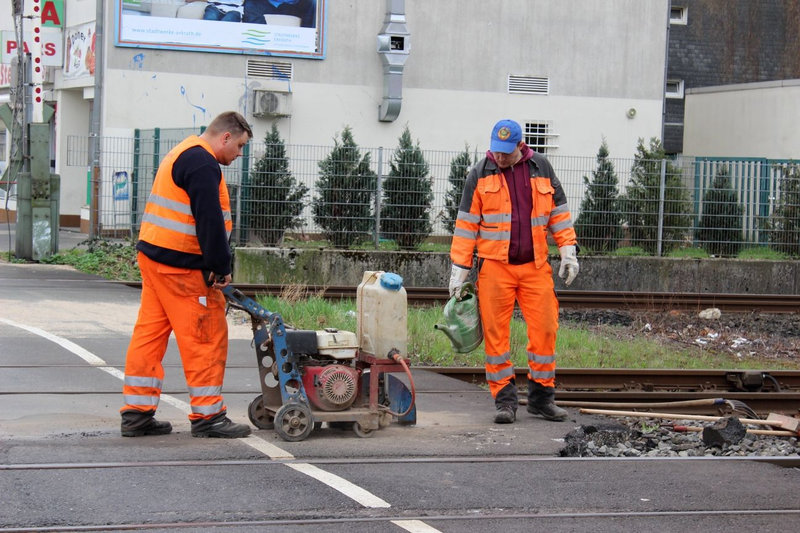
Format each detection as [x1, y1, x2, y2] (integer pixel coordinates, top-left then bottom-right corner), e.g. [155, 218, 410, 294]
[138, 136, 232, 255]
[451, 152, 576, 269]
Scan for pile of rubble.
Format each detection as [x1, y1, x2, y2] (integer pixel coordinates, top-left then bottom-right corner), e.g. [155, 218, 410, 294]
[561, 416, 800, 458]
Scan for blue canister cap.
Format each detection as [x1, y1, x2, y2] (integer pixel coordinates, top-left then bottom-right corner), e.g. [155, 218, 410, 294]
[379, 272, 404, 291]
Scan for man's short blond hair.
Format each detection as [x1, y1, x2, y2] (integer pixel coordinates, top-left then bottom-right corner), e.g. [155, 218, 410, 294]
[206, 111, 253, 139]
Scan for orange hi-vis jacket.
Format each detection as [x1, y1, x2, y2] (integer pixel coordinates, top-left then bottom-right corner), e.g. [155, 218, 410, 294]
[138, 136, 232, 255]
[451, 152, 577, 269]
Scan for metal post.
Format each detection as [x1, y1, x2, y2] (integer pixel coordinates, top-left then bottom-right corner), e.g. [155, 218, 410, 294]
[657, 159, 667, 257]
[236, 143, 250, 246]
[88, 0, 104, 239]
[374, 147, 383, 248]
[131, 129, 141, 229]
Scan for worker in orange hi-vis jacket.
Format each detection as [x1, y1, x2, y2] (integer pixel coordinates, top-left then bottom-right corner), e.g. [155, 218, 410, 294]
[120, 111, 253, 438]
[449, 119, 579, 424]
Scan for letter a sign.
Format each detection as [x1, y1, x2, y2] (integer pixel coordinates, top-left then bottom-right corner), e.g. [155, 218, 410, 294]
[42, 0, 64, 28]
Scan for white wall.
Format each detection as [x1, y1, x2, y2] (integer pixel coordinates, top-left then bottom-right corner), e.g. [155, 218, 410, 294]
[53, 88, 91, 212]
[683, 79, 800, 159]
[101, 0, 668, 154]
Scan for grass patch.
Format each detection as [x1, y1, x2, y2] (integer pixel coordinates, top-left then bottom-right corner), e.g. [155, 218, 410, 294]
[667, 247, 709, 259]
[611, 246, 649, 256]
[253, 295, 799, 371]
[41, 238, 142, 281]
[737, 246, 790, 260]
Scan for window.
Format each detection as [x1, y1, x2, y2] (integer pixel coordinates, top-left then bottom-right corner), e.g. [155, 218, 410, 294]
[0, 128, 6, 162]
[670, 6, 687, 25]
[665, 79, 684, 99]
[524, 122, 559, 154]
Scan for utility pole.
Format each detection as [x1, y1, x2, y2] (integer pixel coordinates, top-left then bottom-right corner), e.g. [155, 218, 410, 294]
[88, 0, 104, 239]
[0, 0, 60, 260]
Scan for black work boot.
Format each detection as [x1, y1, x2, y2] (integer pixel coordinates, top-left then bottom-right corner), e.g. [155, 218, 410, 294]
[121, 410, 173, 437]
[527, 381, 568, 422]
[493, 381, 518, 424]
[191, 412, 251, 438]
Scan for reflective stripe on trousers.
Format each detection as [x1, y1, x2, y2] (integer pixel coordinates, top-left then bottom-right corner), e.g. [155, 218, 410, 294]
[478, 259, 559, 397]
[121, 252, 229, 420]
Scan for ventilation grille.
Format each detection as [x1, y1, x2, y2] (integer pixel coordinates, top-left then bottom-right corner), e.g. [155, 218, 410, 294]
[508, 75, 549, 95]
[247, 59, 293, 81]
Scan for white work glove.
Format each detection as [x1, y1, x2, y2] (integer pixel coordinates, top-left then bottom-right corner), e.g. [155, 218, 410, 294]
[558, 245, 579, 286]
[448, 265, 470, 298]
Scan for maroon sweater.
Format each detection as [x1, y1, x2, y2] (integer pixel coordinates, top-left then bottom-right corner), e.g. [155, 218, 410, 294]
[486, 144, 535, 264]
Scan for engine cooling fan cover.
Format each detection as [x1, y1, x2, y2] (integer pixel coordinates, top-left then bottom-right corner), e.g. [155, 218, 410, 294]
[302, 365, 359, 411]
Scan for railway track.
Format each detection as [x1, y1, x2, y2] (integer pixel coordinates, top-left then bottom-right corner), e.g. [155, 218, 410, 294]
[121, 281, 800, 312]
[420, 367, 800, 416]
[4, 361, 798, 416]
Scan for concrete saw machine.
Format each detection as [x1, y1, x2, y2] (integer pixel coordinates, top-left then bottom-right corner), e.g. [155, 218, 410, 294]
[222, 271, 416, 441]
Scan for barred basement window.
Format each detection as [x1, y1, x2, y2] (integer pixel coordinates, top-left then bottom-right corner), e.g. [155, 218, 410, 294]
[524, 122, 559, 154]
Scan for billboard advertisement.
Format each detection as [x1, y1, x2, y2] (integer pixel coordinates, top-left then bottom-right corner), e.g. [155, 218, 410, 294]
[115, 0, 327, 59]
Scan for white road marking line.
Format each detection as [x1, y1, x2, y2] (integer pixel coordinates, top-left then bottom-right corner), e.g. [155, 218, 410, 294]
[1, 318, 107, 366]
[242, 435, 295, 459]
[1, 317, 413, 514]
[391, 520, 443, 532]
[288, 462, 391, 508]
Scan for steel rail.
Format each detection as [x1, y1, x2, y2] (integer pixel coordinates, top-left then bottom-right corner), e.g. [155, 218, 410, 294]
[418, 367, 800, 415]
[3, 455, 799, 471]
[5, 364, 799, 412]
[5, 508, 800, 533]
[118, 281, 800, 312]
[422, 367, 800, 391]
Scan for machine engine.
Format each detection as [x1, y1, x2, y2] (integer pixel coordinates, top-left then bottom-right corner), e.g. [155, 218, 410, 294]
[301, 364, 360, 411]
[292, 328, 361, 411]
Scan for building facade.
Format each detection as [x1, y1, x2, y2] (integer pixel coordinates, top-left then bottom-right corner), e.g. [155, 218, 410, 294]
[1, 0, 670, 227]
[664, 0, 800, 154]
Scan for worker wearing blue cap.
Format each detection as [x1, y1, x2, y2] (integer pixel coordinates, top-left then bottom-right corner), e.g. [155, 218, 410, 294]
[449, 119, 579, 424]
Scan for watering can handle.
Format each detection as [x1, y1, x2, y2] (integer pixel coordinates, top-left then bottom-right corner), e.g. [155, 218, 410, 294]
[456, 282, 476, 302]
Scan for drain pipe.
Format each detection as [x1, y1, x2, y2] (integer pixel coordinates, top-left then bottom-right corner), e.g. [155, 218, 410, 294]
[377, 0, 410, 122]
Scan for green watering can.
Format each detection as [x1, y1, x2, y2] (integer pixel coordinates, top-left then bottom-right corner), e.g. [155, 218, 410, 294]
[434, 282, 483, 353]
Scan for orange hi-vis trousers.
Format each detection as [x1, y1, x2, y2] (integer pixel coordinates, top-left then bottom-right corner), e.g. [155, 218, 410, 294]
[121, 252, 229, 421]
[477, 258, 559, 398]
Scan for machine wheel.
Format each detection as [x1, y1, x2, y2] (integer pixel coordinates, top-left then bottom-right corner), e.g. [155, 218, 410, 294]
[274, 403, 314, 442]
[247, 394, 275, 430]
[352, 422, 375, 438]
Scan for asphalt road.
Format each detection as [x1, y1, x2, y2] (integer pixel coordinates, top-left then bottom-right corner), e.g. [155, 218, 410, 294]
[1, 261, 799, 532]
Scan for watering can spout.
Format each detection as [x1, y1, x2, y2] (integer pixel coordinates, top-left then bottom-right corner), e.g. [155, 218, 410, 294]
[434, 283, 483, 353]
[434, 323, 458, 343]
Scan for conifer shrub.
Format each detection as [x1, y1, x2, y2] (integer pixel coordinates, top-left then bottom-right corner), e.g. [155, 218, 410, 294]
[380, 127, 433, 249]
[619, 138, 692, 255]
[761, 162, 800, 256]
[575, 141, 621, 253]
[695, 165, 744, 256]
[312, 127, 377, 248]
[244, 124, 308, 246]
[441, 145, 474, 235]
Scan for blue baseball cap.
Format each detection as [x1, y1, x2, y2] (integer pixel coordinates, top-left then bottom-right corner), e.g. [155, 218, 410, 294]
[490, 119, 522, 153]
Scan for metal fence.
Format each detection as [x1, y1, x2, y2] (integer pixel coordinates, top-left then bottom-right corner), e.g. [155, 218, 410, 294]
[65, 134, 800, 256]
